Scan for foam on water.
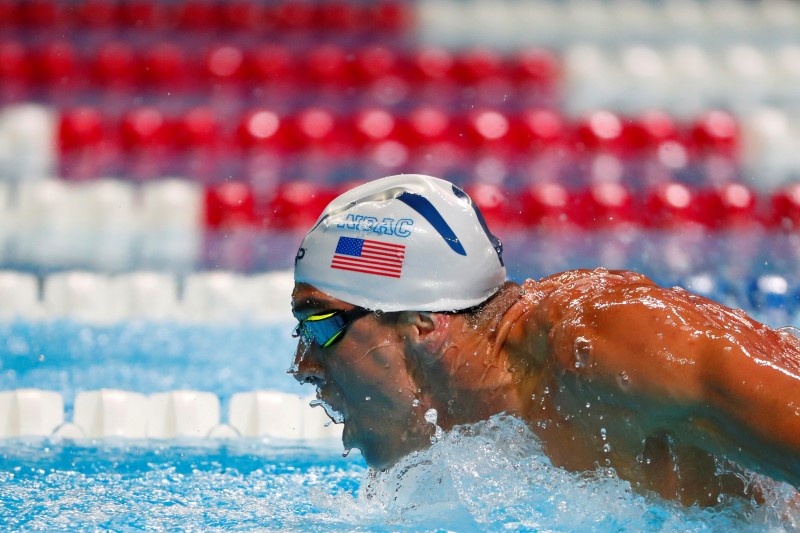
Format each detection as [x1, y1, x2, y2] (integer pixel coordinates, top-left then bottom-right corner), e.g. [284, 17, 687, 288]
[313, 415, 799, 532]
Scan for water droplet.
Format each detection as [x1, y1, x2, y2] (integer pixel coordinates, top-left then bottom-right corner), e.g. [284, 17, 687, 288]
[365, 396, 371, 401]
[38, 354, 45, 362]
[600, 427, 607, 441]
[309, 399, 344, 424]
[573, 336, 592, 370]
[585, 402, 591, 409]
[411, 399, 420, 407]
[342, 448, 352, 458]
[616, 371, 630, 391]
[424, 408, 438, 425]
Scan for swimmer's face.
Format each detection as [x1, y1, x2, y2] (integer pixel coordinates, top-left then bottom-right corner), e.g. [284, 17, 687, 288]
[290, 283, 433, 469]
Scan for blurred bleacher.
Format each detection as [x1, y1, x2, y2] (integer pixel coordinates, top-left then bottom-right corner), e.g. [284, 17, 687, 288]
[0, 0, 800, 317]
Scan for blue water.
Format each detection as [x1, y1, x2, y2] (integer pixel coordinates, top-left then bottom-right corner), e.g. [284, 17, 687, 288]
[1, 317, 799, 531]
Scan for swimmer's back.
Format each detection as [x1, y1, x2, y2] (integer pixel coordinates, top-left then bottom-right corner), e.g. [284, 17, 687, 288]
[509, 269, 800, 492]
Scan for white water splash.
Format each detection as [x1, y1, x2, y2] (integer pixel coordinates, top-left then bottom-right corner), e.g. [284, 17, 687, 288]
[314, 414, 800, 532]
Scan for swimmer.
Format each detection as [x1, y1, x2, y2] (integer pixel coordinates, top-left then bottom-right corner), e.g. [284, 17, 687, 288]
[290, 174, 800, 506]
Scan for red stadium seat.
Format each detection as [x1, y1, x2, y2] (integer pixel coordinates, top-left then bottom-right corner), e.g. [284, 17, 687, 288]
[465, 183, 520, 232]
[203, 44, 245, 85]
[169, 107, 224, 180]
[411, 46, 455, 83]
[117, 0, 172, 32]
[0, 0, 20, 30]
[352, 108, 401, 146]
[643, 182, 709, 228]
[175, 107, 221, 150]
[512, 109, 568, 154]
[219, 0, 268, 31]
[0, 40, 30, 96]
[464, 109, 514, 152]
[34, 41, 83, 91]
[262, 182, 336, 230]
[621, 110, 679, 157]
[303, 44, 350, 87]
[247, 44, 296, 85]
[367, 0, 413, 33]
[572, 182, 635, 229]
[317, 0, 365, 32]
[688, 110, 740, 159]
[575, 110, 625, 155]
[58, 107, 106, 153]
[454, 47, 504, 85]
[274, 0, 316, 31]
[351, 45, 401, 86]
[120, 107, 167, 150]
[205, 182, 257, 229]
[704, 183, 760, 229]
[21, 0, 70, 28]
[520, 182, 576, 228]
[91, 41, 137, 90]
[454, 47, 513, 106]
[289, 107, 350, 151]
[237, 109, 289, 151]
[406, 106, 452, 146]
[139, 42, 194, 91]
[75, 0, 117, 29]
[768, 184, 800, 231]
[512, 47, 561, 88]
[58, 106, 119, 179]
[175, 0, 219, 32]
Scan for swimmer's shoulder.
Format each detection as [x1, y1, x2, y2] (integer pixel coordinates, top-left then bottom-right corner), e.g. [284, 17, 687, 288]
[520, 269, 656, 298]
[513, 269, 657, 331]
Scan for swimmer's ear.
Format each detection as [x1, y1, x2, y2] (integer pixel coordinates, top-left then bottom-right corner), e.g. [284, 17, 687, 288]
[399, 311, 451, 354]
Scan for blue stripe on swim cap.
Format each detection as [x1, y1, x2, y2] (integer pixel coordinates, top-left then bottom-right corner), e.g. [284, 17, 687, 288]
[451, 185, 505, 267]
[397, 191, 467, 256]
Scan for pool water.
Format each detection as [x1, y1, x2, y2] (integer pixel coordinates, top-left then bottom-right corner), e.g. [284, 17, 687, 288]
[1, 319, 799, 532]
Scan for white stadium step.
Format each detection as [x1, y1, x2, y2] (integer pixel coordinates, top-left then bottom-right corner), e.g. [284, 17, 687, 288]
[228, 390, 342, 441]
[110, 272, 181, 321]
[0, 269, 294, 324]
[248, 270, 296, 322]
[43, 271, 117, 324]
[417, 0, 800, 47]
[139, 179, 202, 271]
[0, 104, 56, 183]
[147, 390, 221, 439]
[0, 389, 64, 438]
[73, 389, 149, 438]
[0, 388, 341, 443]
[0, 271, 41, 320]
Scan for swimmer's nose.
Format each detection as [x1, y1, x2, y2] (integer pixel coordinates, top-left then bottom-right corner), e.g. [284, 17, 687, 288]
[289, 341, 325, 386]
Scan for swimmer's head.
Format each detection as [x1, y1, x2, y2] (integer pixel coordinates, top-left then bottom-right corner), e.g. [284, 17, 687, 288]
[294, 174, 506, 312]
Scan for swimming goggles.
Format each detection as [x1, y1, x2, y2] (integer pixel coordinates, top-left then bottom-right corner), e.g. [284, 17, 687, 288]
[293, 307, 372, 348]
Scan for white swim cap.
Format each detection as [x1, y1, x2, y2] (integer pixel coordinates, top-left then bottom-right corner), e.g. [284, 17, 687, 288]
[294, 174, 506, 312]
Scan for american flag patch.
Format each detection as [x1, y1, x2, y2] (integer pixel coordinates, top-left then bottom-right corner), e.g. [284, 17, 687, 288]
[331, 237, 405, 278]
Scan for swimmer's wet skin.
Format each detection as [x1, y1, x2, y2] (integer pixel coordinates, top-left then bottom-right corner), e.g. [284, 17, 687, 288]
[289, 173, 800, 506]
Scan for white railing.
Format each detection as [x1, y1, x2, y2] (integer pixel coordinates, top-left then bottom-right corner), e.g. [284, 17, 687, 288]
[0, 388, 341, 442]
[0, 269, 295, 324]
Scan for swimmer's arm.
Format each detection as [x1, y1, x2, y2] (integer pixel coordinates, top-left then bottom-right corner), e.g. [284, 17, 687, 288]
[548, 285, 800, 486]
